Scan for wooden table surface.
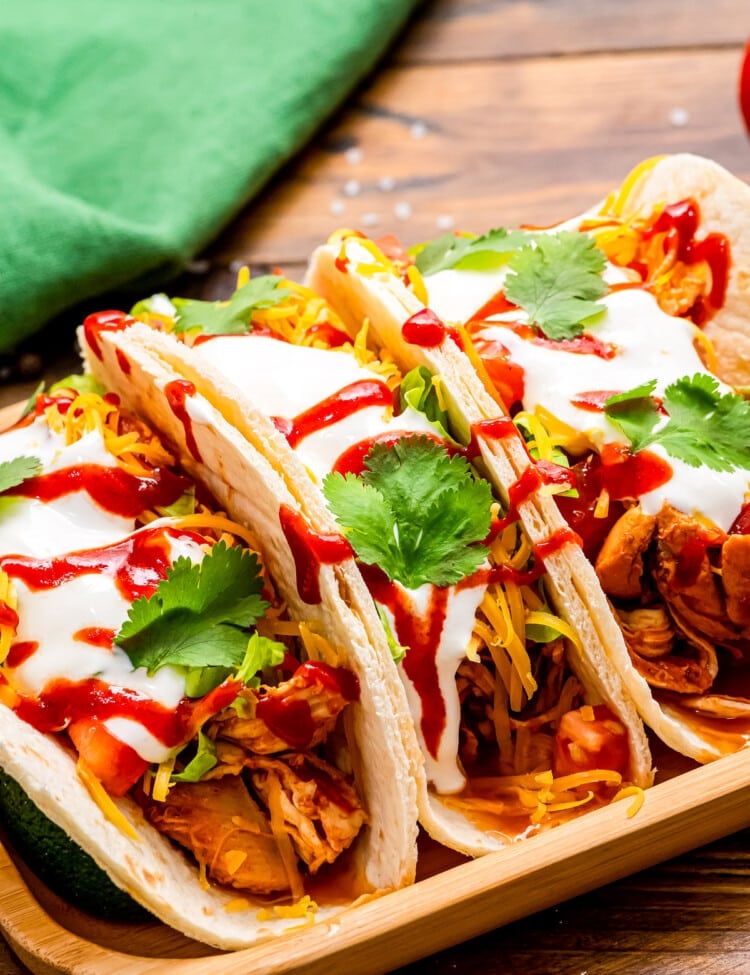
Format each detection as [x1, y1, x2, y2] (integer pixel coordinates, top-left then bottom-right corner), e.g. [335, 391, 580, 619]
[3, 1, 750, 972]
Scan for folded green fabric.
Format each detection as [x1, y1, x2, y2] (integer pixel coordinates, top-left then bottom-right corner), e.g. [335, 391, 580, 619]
[0, 0, 419, 353]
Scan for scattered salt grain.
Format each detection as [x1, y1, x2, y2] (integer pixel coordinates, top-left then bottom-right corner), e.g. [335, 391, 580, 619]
[669, 107, 689, 127]
[410, 120, 428, 139]
[345, 147, 363, 165]
[361, 212, 380, 228]
[436, 214, 455, 230]
[329, 199, 346, 216]
[343, 179, 361, 198]
[394, 201, 412, 220]
[378, 176, 397, 192]
[229, 259, 246, 274]
[187, 258, 210, 274]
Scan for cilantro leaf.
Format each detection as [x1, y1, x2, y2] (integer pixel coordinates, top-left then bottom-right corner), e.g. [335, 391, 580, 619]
[504, 232, 608, 340]
[603, 381, 661, 449]
[115, 541, 269, 675]
[414, 228, 535, 276]
[171, 275, 291, 335]
[604, 374, 750, 472]
[0, 456, 42, 493]
[323, 437, 492, 588]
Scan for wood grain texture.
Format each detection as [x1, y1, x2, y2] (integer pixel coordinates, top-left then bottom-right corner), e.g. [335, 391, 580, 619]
[207, 48, 750, 267]
[398, 0, 750, 63]
[3, 0, 750, 972]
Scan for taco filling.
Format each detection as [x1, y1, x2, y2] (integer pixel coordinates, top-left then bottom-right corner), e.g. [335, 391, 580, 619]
[83, 278, 651, 851]
[0, 385, 366, 904]
[319, 157, 750, 760]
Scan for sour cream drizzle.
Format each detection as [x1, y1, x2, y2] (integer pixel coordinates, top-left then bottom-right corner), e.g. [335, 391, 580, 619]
[190, 333, 486, 791]
[0, 415, 201, 764]
[423, 256, 749, 532]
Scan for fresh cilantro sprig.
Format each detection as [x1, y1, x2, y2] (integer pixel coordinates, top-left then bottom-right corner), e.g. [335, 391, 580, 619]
[504, 232, 608, 340]
[0, 456, 42, 493]
[414, 228, 534, 277]
[171, 275, 291, 335]
[115, 540, 269, 678]
[322, 437, 492, 589]
[604, 374, 750, 472]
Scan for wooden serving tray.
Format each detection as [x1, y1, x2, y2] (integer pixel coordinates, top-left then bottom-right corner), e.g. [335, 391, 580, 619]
[3, 399, 750, 974]
[3, 749, 750, 975]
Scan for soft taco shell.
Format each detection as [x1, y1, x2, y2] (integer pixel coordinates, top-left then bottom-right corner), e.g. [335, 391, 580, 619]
[306, 153, 750, 764]
[82, 312, 652, 858]
[3, 335, 420, 947]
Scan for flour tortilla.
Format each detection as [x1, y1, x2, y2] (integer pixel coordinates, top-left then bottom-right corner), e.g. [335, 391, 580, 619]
[2, 337, 420, 948]
[605, 154, 750, 389]
[306, 153, 750, 765]
[81, 313, 651, 860]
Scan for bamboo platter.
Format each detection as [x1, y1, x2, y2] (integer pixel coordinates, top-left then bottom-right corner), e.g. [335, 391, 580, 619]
[3, 398, 750, 975]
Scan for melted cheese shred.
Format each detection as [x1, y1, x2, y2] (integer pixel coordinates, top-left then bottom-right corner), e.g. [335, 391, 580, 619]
[76, 758, 140, 841]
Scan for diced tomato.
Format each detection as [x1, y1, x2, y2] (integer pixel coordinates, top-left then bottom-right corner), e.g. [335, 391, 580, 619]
[730, 501, 750, 535]
[554, 704, 630, 777]
[554, 455, 624, 559]
[305, 322, 351, 348]
[375, 234, 412, 265]
[68, 719, 149, 797]
[472, 337, 525, 410]
[740, 40, 750, 136]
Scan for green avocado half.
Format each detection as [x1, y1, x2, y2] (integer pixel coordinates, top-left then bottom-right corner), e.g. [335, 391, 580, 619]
[0, 768, 150, 921]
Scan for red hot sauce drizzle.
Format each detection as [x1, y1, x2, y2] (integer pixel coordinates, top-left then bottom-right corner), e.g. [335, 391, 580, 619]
[278, 505, 353, 605]
[642, 199, 730, 323]
[255, 660, 360, 750]
[82, 310, 135, 361]
[402, 309, 463, 350]
[0, 526, 204, 603]
[272, 380, 394, 449]
[7, 464, 189, 518]
[164, 380, 203, 463]
[360, 563, 450, 759]
[13, 677, 240, 756]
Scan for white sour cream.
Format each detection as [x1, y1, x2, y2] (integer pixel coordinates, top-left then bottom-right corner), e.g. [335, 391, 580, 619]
[192, 335, 438, 483]
[424, 267, 749, 532]
[0, 419, 134, 556]
[380, 579, 486, 795]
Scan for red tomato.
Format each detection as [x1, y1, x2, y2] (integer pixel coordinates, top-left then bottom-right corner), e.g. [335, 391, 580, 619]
[68, 719, 149, 797]
[554, 704, 630, 777]
[472, 337, 525, 409]
[375, 234, 412, 265]
[740, 40, 750, 136]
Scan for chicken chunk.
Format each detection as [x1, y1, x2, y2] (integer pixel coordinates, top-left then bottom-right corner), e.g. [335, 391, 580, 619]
[246, 753, 367, 874]
[595, 506, 656, 599]
[142, 776, 291, 894]
[653, 504, 742, 650]
[722, 534, 750, 627]
[210, 663, 351, 753]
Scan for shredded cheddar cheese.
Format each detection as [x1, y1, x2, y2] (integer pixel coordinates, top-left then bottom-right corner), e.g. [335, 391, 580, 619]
[76, 758, 140, 841]
[256, 894, 319, 926]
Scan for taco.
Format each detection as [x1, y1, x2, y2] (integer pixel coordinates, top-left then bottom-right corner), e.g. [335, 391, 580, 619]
[0, 379, 418, 948]
[79, 275, 653, 860]
[305, 153, 750, 764]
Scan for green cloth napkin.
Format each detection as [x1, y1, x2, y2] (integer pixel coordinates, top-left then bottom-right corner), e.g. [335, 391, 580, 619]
[0, 0, 419, 353]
